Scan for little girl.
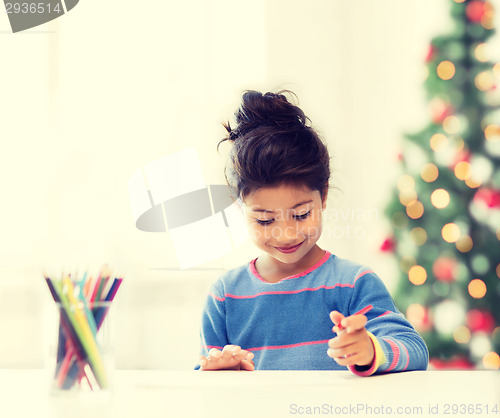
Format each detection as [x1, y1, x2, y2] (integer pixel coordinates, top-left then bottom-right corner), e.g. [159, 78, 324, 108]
[197, 90, 428, 376]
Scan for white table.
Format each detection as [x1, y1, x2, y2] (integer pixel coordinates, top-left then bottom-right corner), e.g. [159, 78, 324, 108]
[1, 369, 499, 418]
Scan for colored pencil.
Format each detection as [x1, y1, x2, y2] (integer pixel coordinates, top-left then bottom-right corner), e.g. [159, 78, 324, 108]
[45, 270, 123, 390]
[337, 305, 373, 331]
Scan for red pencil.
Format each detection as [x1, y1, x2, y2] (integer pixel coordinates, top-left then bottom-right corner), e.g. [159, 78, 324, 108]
[337, 304, 373, 330]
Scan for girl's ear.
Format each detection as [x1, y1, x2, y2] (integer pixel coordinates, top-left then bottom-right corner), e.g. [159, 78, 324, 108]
[321, 185, 329, 210]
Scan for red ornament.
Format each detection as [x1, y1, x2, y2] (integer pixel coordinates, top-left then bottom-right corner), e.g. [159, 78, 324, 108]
[380, 237, 396, 252]
[466, 309, 496, 333]
[432, 257, 458, 282]
[430, 100, 453, 124]
[426, 45, 436, 63]
[466, 1, 487, 23]
[474, 188, 500, 208]
[430, 356, 475, 370]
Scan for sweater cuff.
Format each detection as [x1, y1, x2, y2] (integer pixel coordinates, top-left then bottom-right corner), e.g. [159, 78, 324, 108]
[348, 332, 386, 377]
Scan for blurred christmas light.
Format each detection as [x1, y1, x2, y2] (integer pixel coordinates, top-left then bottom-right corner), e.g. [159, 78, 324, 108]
[482, 352, 500, 370]
[454, 161, 472, 180]
[466, 0, 489, 23]
[397, 174, 415, 191]
[465, 177, 482, 188]
[433, 257, 458, 282]
[407, 303, 431, 331]
[474, 188, 500, 208]
[410, 227, 427, 246]
[453, 325, 471, 344]
[475, 71, 495, 91]
[433, 300, 466, 335]
[408, 265, 427, 285]
[431, 188, 451, 208]
[429, 98, 452, 123]
[468, 278, 487, 298]
[467, 309, 496, 333]
[481, 11, 495, 30]
[494, 63, 500, 78]
[437, 60, 456, 80]
[485, 124, 500, 142]
[430, 133, 448, 151]
[443, 115, 461, 134]
[470, 333, 492, 358]
[454, 0, 466, 3]
[442, 223, 461, 242]
[399, 190, 418, 207]
[406, 201, 424, 219]
[456, 235, 473, 252]
[421, 163, 439, 182]
[470, 155, 493, 183]
[485, 137, 500, 157]
[496, 263, 500, 279]
[473, 43, 489, 62]
[453, 137, 466, 152]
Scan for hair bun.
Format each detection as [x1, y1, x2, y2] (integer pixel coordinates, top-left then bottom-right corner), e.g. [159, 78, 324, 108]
[223, 90, 309, 141]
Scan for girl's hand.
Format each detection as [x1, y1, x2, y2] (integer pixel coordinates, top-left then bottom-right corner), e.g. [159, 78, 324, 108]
[199, 345, 255, 371]
[327, 311, 375, 367]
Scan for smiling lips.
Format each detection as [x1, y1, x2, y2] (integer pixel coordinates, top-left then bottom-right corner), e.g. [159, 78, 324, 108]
[275, 242, 303, 254]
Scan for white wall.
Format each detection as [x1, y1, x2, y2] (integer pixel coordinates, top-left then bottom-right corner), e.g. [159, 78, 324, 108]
[0, 0, 498, 368]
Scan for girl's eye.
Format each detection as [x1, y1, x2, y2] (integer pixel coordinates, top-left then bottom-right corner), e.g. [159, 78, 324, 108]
[294, 211, 311, 221]
[256, 218, 274, 226]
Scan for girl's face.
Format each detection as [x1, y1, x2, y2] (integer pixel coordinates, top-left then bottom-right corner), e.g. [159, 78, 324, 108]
[242, 183, 327, 266]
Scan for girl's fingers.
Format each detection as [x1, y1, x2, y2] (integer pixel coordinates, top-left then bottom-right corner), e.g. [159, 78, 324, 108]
[199, 356, 208, 368]
[328, 350, 363, 366]
[208, 348, 222, 358]
[201, 345, 255, 370]
[339, 314, 368, 333]
[238, 350, 254, 360]
[329, 311, 344, 326]
[240, 359, 255, 371]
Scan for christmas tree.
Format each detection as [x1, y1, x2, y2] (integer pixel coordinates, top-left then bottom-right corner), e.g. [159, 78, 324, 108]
[383, 0, 500, 369]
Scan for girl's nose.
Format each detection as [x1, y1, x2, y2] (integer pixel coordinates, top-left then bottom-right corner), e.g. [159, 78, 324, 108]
[281, 222, 299, 242]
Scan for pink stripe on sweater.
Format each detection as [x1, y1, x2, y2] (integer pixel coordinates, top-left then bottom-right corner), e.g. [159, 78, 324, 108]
[354, 270, 374, 282]
[247, 339, 330, 352]
[401, 343, 410, 370]
[383, 338, 400, 372]
[203, 345, 224, 350]
[209, 293, 225, 302]
[250, 251, 331, 283]
[210, 260, 374, 301]
[218, 284, 355, 300]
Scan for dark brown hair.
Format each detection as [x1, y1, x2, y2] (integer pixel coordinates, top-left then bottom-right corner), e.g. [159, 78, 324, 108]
[218, 90, 331, 200]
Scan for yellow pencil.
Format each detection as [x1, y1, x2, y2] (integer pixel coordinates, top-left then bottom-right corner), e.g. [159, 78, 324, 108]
[61, 277, 109, 389]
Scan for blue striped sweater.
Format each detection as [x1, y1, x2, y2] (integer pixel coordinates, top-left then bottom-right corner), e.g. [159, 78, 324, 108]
[198, 251, 428, 375]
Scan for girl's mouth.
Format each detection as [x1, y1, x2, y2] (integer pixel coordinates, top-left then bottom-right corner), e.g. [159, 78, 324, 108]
[275, 241, 303, 254]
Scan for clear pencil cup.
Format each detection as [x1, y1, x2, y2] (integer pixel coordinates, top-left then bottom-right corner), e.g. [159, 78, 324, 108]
[50, 301, 114, 394]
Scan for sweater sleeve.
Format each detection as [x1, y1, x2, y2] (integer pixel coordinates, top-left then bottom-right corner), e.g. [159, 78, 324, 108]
[346, 270, 429, 376]
[195, 281, 228, 369]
